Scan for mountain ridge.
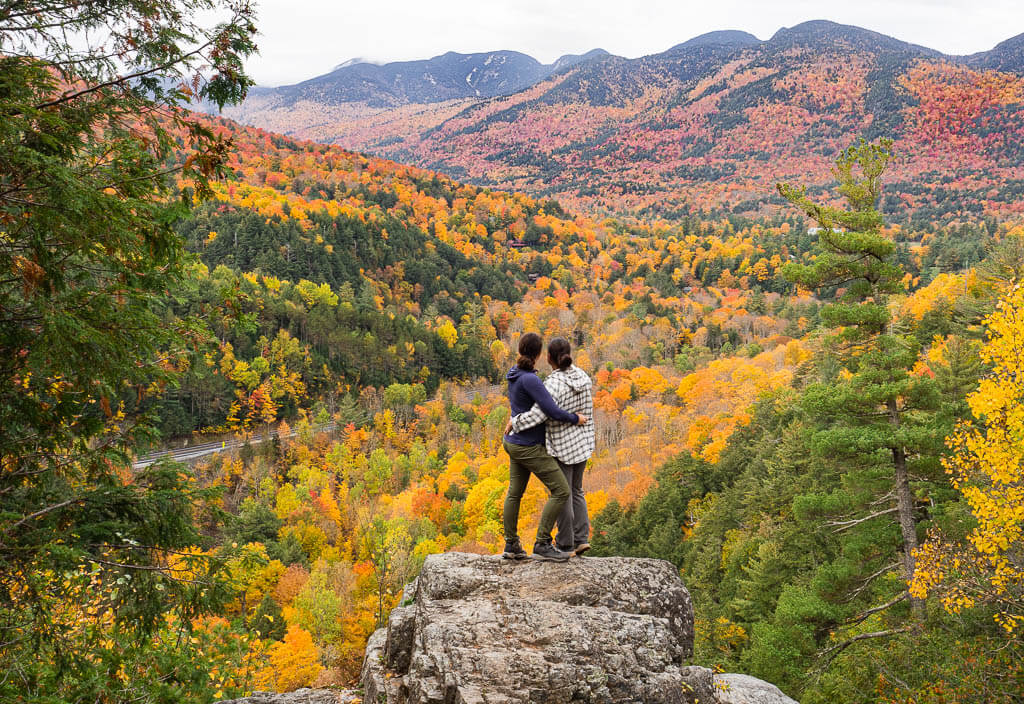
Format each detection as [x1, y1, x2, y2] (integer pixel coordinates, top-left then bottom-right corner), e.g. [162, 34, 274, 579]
[259, 48, 612, 108]
[218, 22, 1024, 224]
[767, 19, 942, 54]
[668, 29, 762, 52]
[238, 22, 1019, 99]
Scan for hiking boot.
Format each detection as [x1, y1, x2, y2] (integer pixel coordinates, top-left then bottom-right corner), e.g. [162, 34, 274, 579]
[532, 540, 571, 562]
[573, 542, 591, 557]
[502, 537, 528, 560]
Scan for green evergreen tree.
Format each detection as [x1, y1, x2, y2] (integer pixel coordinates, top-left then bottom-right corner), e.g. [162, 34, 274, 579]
[777, 139, 947, 622]
[251, 594, 287, 641]
[0, 2, 256, 700]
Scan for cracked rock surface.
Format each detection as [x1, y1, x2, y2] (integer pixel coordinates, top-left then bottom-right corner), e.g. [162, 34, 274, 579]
[218, 689, 360, 704]
[714, 673, 799, 704]
[361, 551, 698, 703]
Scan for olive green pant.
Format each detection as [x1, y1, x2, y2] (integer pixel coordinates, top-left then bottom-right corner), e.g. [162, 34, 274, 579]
[502, 440, 570, 545]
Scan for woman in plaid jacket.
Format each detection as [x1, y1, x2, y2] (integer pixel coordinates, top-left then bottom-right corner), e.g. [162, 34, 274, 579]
[507, 336, 595, 556]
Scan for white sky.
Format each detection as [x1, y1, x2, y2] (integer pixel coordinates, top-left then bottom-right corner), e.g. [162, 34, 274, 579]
[246, 0, 1024, 85]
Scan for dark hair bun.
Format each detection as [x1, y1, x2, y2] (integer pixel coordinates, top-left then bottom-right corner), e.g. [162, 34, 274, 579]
[517, 332, 543, 371]
[547, 336, 573, 371]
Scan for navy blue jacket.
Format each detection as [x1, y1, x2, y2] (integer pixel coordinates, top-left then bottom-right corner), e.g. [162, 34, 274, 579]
[504, 366, 578, 446]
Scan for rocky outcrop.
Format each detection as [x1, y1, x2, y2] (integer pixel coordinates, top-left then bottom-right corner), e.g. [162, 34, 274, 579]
[675, 668, 798, 704]
[218, 689, 359, 704]
[360, 551, 797, 704]
[714, 673, 799, 704]
[362, 552, 692, 703]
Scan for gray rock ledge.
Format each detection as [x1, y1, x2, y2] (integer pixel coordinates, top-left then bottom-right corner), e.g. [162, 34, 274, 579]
[218, 689, 359, 704]
[362, 551, 698, 703]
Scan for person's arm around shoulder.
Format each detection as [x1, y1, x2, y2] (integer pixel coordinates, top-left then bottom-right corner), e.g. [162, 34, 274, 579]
[519, 372, 586, 425]
[508, 401, 547, 434]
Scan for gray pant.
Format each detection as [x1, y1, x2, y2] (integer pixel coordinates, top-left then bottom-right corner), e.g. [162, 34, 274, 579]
[555, 460, 590, 550]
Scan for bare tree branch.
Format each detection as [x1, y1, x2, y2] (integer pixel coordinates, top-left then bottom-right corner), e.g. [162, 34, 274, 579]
[819, 626, 914, 668]
[4, 498, 84, 533]
[28, 44, 209, 112]
[846, 562, 900, 602]
[828, 506, 899, 533]
[846, 592, 908, 628]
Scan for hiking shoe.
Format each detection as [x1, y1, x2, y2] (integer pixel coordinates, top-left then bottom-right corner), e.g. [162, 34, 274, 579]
[555, 543, 575, 555]
[502, 537, 528, 560]
[532, 541, 572, 562]
[573, 542, 591, 557]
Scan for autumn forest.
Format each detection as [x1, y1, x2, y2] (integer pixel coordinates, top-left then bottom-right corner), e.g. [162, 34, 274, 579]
[1, 3, 1022, 704]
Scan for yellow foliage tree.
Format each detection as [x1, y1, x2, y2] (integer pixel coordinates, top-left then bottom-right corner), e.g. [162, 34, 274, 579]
[256, 624, 321, 692]
[912, 285, 1024, 636]
[436, 319, 458, 347]
[489, 339, 508, 367]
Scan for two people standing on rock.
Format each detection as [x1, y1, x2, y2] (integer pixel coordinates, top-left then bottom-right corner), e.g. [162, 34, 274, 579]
[501, 332, 595, 562]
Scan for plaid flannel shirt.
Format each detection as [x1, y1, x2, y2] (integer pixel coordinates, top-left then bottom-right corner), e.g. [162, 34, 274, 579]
[509, 365, 595, 464]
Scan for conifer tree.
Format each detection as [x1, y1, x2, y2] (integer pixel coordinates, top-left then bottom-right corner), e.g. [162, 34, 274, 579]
[0, 1, 257, 699]
[778, 139, 946, 622]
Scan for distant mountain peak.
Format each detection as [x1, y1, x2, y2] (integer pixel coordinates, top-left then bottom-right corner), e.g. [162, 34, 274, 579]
[967, 32, 1024, 71]
[668, 30, 761, 53]
[263, 49, 552, 108]
[768, 20, 939, 55]
[331, 57, 379, 71]
[551, 48, 610, 72]
[990, 31, 1024, 52]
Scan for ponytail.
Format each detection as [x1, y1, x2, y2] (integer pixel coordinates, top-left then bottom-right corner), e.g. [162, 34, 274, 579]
[516, 332, 543, 371]
[547, 337, 573, 371]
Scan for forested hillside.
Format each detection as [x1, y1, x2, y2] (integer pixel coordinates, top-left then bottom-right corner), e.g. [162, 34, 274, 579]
[146, 115, 996, 436]
[592, 147, 1024, 702]
[224, 22, 1024, 226]
[149, 114, 832, 440]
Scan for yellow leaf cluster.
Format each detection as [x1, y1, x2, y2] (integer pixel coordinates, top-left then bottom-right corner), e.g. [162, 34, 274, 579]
[255, 624, 321, 692]
[912, 284, 1024, 633]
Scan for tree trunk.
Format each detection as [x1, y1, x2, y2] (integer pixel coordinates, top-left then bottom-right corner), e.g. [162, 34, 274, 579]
[889, 399, 924, 619]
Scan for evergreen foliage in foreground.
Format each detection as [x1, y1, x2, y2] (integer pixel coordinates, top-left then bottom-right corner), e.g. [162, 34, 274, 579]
[777, 139, 948, 621]
[0, 2, 258, 701]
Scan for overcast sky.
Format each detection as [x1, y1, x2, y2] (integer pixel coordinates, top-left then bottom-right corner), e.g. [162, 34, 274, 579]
[244, 0, 1023, 85]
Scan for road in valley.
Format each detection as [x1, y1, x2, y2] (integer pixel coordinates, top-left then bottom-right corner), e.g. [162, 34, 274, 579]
[132, 423, 336, 469]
